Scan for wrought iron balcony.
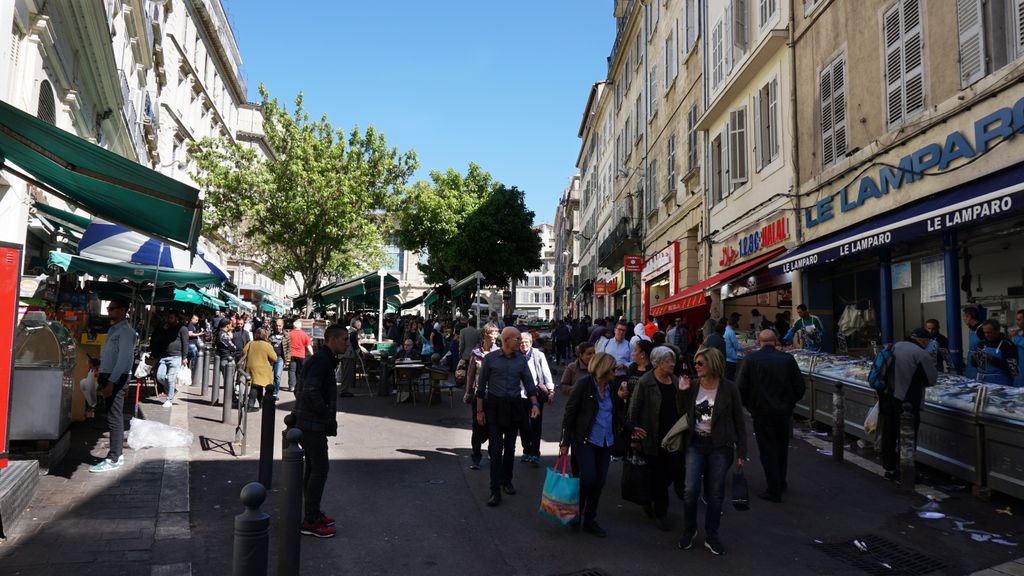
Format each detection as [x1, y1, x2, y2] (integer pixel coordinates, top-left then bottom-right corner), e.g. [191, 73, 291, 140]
[598, 217, 640, 270]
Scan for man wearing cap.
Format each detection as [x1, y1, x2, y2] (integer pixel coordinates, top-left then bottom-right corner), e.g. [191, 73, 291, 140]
[880, 328, 938, 482]
[90, 298, 138, 472]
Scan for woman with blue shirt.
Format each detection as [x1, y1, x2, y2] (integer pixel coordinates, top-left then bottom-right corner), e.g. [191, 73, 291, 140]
[559, 352, 631, 538]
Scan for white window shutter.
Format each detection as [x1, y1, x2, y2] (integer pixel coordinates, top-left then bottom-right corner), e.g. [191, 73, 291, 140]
[1015, 0, 1024, 59]
[725, 6, 734, 74]
[729, 108, 748, 187]
[832, 58, 847, 162]
[753, 91, 762, 170]
[883, 4, 904, 126]
[721, 126, 730, 200]
[902, 0, 925, 116]
[820, 64, 835, 168]
[956, 0, 986, 88]
[768, 79, 779, 161]
[733, 0, 747, 53]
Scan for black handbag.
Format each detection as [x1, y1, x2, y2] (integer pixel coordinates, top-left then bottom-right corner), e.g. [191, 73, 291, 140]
[731, 469, 750, 511]
[621, 449, 654, 505]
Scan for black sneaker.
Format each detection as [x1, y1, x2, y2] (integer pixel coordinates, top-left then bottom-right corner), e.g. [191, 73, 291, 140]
[705, 536, 725, 555]
[677, 529, 696, 550]
[583, 522, 607, 538]
[502, 483, 517, 495]
[469, 461, 480, 470]
[487, 494, 501, 507]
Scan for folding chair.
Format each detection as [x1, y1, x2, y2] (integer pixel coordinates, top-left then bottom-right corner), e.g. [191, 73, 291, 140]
[426, 368, 455, 407]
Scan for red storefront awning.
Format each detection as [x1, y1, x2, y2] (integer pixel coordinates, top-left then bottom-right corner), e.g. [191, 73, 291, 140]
[650, 248, 786, 317]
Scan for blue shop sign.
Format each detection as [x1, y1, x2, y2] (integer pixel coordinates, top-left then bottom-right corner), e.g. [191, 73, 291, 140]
[804, 96, 1024, 228]
[771, 162, 1024, 273]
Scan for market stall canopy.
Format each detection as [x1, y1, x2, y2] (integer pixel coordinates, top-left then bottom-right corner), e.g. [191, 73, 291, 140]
[220, 290, 255, 312]
[316, 271, 400, 306]
[198, 290, 227, 310]
[78, 221, 228, 280]
[450, 271, 484, 298]
[650, 248, 785, 317]
[0, 99, 203, 251]
[47, 251, 225, 288]
[399, 291, 428, 310]
[423, 289, 438, 309]
[33, 202, 90, 233]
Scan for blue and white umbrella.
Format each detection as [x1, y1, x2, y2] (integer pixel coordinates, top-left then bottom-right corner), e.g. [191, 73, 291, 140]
[78, 220, 229, 280]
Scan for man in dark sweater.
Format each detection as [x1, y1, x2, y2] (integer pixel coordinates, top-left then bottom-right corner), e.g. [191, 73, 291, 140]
[737, 330, 806, 502]
[155, 311, 189, 408]
[293, 324, 349, 538]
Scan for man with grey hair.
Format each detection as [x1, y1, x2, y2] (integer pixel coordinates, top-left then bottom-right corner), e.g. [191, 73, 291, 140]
[736, 330, 805, 502]
[476, 326, 541, 507]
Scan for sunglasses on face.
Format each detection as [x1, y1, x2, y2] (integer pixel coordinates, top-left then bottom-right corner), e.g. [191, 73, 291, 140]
[695, 360, 706, 367]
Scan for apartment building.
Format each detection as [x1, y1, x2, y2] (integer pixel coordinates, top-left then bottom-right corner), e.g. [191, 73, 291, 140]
[516, 223, 556, 321]
[553, 174, 580, 320]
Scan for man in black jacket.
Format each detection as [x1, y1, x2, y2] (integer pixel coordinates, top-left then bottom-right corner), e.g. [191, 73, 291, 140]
[293, 324, 348, 538]
[736, 330, 805, 502]
[155, 311, 189, 408]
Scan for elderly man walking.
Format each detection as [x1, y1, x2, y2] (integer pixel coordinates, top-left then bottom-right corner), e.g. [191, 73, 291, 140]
[737, 330, 805, 502]
[475, 327, 541, 507]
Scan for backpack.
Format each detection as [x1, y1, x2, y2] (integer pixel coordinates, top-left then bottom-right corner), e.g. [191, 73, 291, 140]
[868, 344, 895, 394]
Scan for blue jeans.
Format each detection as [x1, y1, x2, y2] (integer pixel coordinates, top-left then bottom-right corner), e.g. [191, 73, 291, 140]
[683, 436, 734, 539]
[574, 442, 612, 526]
[272, 357, 284, 396]
[156, 356, 183, 401]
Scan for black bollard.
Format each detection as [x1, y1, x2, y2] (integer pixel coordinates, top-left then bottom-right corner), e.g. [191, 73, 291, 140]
[200, 347, 209, 397]
[232, 482, 269, 576]
[278, 428, 304, 576]
[832, 383, 845, 463]
[258, 394, 277, 489]
[223, 361, 236, 424]
[191, 347, 201, 387]
[899, 402, 916, 492]
[281, 413, 296, 452]
[211, 355, 222, 405]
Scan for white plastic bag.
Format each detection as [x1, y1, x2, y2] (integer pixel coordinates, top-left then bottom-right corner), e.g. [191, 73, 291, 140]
[864, 401, 880, 435]
[79, 372, 97, 408]
[176, 366, 192, 388]
[127, 417, 194, 450]
[134, 353, 152, 378]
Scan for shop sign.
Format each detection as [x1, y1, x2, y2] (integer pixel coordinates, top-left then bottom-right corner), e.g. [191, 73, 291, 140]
[651, 292, 707, 317]
[594, 280, 607, 295]
[642, 242, 678, 282]
[804, 97, 1024, 229]
[609, 269, 627, 293]
[624, 254, 642, 272]
[608, 277, 618, 293]
[719, 216, 790, 268]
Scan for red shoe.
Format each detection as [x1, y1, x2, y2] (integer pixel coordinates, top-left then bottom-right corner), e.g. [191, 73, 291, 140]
[318, 511, 336, 527]
[301, 518, 336, 538]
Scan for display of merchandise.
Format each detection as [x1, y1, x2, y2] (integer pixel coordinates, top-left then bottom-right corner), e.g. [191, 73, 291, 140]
[925, 379, 984, 413]
[981, 384, 1024, 420]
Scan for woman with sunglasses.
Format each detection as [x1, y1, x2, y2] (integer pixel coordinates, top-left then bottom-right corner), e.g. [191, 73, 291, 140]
[674, 347, 747, 556]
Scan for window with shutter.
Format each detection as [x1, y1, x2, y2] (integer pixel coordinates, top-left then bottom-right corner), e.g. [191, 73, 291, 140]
[733, 0, 748, 54]
[36, 80, 56, 125]
[667, 135, 677, 192]
[684, 0, 699, 53]
[902, 0, 925, 117]
[1016, 0, 1024, 59]
[821, 55, 847, 168]
[709, 133, 723, 206]
[956, 0, 986, 87]
[712, 19, 724, 90]
[768, 79, 780, 161]
[884, 0, 926, 127]
[884, 4, 905, 126]
[720, 125, 731, 201]
[648, 159, 658, 213]
[635, 95, 643, 141]
[729, 108, 748, 190]
[753, 90, 762, 170]
[760, 0, 777, 28]
[688, 105, 699, 172]
[649, 68, 658, 119]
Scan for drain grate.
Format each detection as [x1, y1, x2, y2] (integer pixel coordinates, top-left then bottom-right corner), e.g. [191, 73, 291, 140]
[812, 534, 946, 575]
[549, 571, 607, 576]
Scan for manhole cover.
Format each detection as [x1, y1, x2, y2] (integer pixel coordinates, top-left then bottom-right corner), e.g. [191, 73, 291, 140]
[812, 534, 946, 575]
[438, 417, 472, 426]
[548, 571, 607, 576]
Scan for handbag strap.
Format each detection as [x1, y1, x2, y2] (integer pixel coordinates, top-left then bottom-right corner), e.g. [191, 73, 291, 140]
[554, 454, 570, 475]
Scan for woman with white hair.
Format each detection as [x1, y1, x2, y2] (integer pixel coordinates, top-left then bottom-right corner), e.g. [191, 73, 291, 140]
[519, 331, 554, 466]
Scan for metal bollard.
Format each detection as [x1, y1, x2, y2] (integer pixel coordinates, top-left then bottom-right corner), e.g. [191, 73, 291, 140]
[211, 355, 222, 405]
[281, 413, 296, 452]
[191, 347, 201, 386]
[223, 361, 236, 424]
[200, 347, 209, 397]
[232, 482, 269, 576]
[258, 394, 277, 489]
[377, 351, 391, 397]
[899, 402, 916, 492]
[832, 383, 845, 463]
[278, 428, 304, 576]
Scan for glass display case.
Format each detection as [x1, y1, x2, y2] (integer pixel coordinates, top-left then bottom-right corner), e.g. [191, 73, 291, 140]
[980, 384, 1024, 421]
[811, 355, 871, 386]
[11, 312, 77, 440]
[923, 376, 985, 413]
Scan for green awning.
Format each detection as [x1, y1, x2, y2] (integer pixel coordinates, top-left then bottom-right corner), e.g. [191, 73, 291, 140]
[260, 301, 278, 314]
[88, 280, 137, 301]
[292, 295, 307, 311]
[0, 99, 202, 251]
[198, 290, 227, 310]
[399, 291, 427, 310]
[33, 202, 90, 232]
[48, 251, 224, 287]
[451, 272, 484, 298]
[151, 287, 204, 306]
[316, 272, 400, 305]
[220, 290, 254, 312]
[424, 290, 439, 309]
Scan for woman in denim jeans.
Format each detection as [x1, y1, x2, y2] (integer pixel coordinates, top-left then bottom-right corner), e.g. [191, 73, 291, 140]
[674, 347, 747, 556]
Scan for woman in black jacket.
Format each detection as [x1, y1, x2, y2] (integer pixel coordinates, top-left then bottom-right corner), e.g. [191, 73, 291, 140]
[559, 352, 631, 538]
[675, 347, 747, 556]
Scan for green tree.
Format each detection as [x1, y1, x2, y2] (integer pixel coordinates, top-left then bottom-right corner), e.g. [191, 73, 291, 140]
[190, 85, 418, 309]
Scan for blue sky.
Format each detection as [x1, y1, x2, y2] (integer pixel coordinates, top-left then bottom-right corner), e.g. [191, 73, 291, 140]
[222, 0, 616, 224]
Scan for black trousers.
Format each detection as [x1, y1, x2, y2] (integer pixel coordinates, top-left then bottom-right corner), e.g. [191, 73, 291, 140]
[485, 398, 526, 496]
[521, 399, 544, 457]
[752, 414, 792, 497]
[879, 394, 921, 472]
[288, 356, 305, 392]
[650, 448, 684, 517]
[470, 402, 488, 464]
[300, 429, 330, 522]
[101, 374, 129, 462]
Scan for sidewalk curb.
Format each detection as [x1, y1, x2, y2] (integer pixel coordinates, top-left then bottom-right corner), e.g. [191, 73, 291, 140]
[969, 557, 1024, 576]
[156, 396, 191, 542]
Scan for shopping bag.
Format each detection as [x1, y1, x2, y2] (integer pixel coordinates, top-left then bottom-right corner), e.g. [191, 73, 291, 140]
[731, 469, 750, 511]
[539, 455, 579, 525]
[176, 366, 192, 388]
[621, 450, 654, 505]
[864, 401, 880, 435]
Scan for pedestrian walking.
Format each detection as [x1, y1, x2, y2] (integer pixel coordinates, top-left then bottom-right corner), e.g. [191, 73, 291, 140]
[703, 320, 727, 360]
[561, 342, 595, 396]
[287, 321, 313, 392]
[599, 322, 632, 385]
[464, 323, 500, 469]
[736, 330, 805, 502]
[628, 346, 686, 531]
[186, 313, 203, 366]
[293, 324, 348, 538]
[559, 352, 630, 538]
[475, 327, 541, 507]
[269, 318, 287, 398]
[155, 311, 188, 408]
[552, 320, 571, 364]
[520, 332, 554, 466]
[89, 298, 137, 473]
[619, 339, 654, 404]
[242, 327, 278, 412]
[724, 316, 742, 380]
[879, 329, 938, 482]
[676, 347, 747, 556]
[459, 316, 481, 362]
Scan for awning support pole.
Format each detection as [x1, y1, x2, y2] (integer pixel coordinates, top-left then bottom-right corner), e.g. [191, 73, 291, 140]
[943, 231, 963, 372]
[475, 275, 481, 330]
[378, 270, 385, 341]
[879, 247, 894, 345]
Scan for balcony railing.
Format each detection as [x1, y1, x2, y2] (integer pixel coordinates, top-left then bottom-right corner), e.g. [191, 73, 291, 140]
[598, 217, 640, 269]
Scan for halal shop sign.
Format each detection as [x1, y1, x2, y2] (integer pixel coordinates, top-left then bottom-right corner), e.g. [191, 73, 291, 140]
[720, 216, 790, 267]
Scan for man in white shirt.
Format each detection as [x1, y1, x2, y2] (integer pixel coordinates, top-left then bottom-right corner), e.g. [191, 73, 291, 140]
[599, 322, 633, 380]
[91, 298, 138, 473]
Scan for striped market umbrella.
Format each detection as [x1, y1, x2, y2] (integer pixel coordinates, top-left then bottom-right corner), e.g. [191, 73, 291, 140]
[77, 220, 228, 281]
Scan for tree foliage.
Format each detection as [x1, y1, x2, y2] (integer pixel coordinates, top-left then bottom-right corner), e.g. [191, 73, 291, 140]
[396, 164, 542, 288]
[190, 85, 418, 306]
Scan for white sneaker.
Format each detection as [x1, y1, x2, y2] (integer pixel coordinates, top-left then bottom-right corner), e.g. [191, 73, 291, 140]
[162, 400, 173, 408]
